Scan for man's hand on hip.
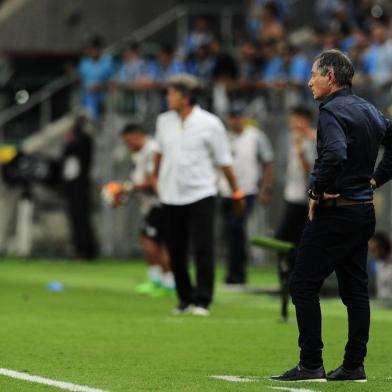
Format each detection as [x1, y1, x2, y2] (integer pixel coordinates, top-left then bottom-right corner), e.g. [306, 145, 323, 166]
[308, 192, 340, 221]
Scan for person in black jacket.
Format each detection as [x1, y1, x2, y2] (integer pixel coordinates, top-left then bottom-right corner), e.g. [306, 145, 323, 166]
[272, 49, 392, 382]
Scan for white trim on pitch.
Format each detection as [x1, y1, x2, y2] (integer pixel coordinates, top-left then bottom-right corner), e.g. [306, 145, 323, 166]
[209, 375, 258, 383]
[0, 368, 107, 392]
[270, 386, 319, 392]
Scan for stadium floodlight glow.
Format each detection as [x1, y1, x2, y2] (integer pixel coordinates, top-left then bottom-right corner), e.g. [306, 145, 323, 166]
[15, 89, 29, 105]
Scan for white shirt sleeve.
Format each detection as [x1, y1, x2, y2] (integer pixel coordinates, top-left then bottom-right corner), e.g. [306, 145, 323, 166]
[208, 119, 233, 166]
[257, 131, 274, 163]
[146, 140, 158, 175]
[154, 116, 163, 154]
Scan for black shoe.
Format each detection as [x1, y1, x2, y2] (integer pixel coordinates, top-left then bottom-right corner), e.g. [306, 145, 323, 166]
[326, 365, 367, 382]
[271, 364, 326, 382]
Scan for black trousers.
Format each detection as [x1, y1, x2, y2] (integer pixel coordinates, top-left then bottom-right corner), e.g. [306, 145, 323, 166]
[221, 195, 255, 284]
[163, 197, 215, 307]
[64, 182, 97, 260]
[290, 203, 375, 369]
[275, 202, 308, 318]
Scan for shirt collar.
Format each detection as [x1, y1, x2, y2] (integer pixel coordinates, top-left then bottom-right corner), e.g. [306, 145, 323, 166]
[176, 105, 201, 125]
[319, 87, 352, 108]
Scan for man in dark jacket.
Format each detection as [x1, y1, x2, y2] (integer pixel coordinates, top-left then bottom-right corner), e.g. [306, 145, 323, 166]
[272, 49, 392, 382]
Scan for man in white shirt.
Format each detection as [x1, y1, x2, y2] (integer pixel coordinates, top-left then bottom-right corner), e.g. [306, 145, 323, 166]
[219, 109, 274, 285]
[153, 74, 244, 316]
[275, 106, 316, 320]
[104, 124, 174, 294]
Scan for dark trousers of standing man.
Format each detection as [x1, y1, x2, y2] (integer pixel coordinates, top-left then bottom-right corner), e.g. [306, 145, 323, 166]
[163, 197, 215, 307]
[221, 195, 255, 284]
[290, 203, 375, 370]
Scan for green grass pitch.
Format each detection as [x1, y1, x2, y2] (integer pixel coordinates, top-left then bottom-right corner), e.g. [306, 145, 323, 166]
[0, 259, 391, 391]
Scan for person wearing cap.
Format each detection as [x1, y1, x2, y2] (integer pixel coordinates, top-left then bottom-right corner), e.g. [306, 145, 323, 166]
[153, 74, 244, 316]
[219, 108, 274, 287]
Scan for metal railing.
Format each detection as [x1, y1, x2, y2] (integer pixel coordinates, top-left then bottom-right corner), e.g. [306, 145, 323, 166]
[0, 74, 75, 133]
[0, 3, 244, 141]
[120, 4, 243, 51]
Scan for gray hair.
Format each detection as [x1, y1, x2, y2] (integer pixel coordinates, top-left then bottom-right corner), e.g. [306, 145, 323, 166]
[167, 74, 200, 104]
[315, 49, 355, 88]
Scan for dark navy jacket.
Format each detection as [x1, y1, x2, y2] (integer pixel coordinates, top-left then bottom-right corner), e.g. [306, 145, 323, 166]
[310, 88, 392, 200]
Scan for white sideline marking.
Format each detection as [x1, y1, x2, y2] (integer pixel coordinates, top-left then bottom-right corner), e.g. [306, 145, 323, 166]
[270, 387, 318, 392]
[210, 375, 258, 383]
[0, 368, 107, 392]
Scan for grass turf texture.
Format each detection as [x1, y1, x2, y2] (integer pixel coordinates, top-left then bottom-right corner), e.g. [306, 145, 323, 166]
[0, 260, 391, 391]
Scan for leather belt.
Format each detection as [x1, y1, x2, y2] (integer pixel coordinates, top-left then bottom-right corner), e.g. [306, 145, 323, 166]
[320, 199, 373, 207]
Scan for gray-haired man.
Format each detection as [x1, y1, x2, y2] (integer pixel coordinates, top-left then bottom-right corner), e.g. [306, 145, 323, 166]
[272, 50, 392, 382]
[153, 75, 244, 316]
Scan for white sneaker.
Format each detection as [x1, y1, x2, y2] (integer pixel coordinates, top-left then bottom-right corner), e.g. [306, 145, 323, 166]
[172, 303, 194, 315]
[192, 306, 210, 316]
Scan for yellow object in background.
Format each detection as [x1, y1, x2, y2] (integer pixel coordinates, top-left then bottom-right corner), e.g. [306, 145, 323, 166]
[0, 145, 17, 163]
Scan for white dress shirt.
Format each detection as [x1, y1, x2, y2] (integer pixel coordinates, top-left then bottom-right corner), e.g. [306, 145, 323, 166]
[155, 105, 232, 205]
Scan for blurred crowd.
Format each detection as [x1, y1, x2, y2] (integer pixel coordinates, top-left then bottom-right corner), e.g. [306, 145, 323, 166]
[78, 0, 392, 121]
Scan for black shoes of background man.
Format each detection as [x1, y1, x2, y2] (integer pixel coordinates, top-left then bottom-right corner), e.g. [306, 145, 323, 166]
[326, 365, 367, 382]
[271, 364, 326, 382]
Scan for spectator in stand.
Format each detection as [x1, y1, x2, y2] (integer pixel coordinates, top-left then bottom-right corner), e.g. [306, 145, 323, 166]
[349, 32, 372, 97]
[219, 108, 274, 286]
[322, 30, 343, 51]
[247, 0, 288, 41]
[186, 43, 215, 83]
[315, 0, 345, 30]
[338, 24, 357, 53]
[366, 20, 392, 88]
[309, 26, 328, 57]
[112, 42, 154, 114]
[256, 39, 284, 88]
[78, 34, 114, 121]
[369, 232, 392, 300]
[347, 0, 373, 31]
[348, 0, 390, 32]
[205, 39, 239, 117]
[237, 40, 260, 82]
[258, 1, 285, 43]
[361, 20, 388, 80]
[210, 38, 238, 82]
[280, 44, 312, 105]
[147, 44, 185, 84]
[181, 17, 213, 57]
[281, 44, 312, 86]
[114, 42, 150, 90]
